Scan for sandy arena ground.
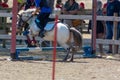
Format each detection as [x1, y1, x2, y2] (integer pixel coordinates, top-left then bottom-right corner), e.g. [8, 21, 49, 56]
[0, 50, 120, 80]
[0, 0, 119, 80]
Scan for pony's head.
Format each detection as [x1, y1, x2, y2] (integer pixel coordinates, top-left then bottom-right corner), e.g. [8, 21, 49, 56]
[17, 8, 36, 29]
[17, 8, 40, 36]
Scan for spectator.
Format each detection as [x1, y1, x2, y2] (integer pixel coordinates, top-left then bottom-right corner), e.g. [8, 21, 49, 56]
[62, 0, 79, 27]
[89, 0, 106, 56]
[55, 0, 63, 10]
[18, 0, 25, 3]
[24, 0, 35, 10]
[17, 0, 35, 11]
[106, 0, 120, 53]
[102, 2, 107, 15]
[0, 0, 2, 5]
[79, 2, 85, 10]
[17, 0, 26, 11]
[96, 0, 106, 56]
[0, 0, 9, 8]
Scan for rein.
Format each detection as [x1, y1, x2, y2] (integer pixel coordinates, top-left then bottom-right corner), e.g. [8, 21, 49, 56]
[25, 15, 33, 22]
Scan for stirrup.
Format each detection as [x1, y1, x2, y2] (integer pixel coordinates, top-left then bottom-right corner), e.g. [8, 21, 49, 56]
[39, 31, 45, 38]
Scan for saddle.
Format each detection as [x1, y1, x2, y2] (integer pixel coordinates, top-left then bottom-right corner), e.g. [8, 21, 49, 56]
[44, 21, 55, 31]
[44, 20, 61, 31]
[35, 19, 59, 33]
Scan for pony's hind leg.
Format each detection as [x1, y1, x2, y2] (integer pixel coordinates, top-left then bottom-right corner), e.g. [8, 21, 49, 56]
[63, 48, 70, 61]
[69, 47, 76, 62]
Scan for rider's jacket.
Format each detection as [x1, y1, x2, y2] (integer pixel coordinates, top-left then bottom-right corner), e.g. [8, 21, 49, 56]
[35, 0, 52, 13]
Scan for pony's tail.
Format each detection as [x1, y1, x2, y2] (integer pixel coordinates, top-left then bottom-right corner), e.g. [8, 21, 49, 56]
[70, 27, 82, 48]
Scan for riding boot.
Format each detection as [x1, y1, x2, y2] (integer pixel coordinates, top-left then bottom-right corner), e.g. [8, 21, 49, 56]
[35, 19, 41, 29]
[39, 30, 45, 38]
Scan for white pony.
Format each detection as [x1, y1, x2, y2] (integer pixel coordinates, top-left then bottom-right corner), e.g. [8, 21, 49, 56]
[17, 8, 82, 61]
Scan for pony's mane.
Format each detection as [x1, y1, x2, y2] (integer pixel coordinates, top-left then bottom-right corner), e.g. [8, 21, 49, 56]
[25, 8, 36, 13]
[18, 10, 25, 15]
[18, 8, 36, 15]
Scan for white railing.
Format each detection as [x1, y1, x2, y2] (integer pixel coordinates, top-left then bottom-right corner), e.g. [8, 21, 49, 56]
[0, 12, 120, 46]
[50, 14, 120, 21]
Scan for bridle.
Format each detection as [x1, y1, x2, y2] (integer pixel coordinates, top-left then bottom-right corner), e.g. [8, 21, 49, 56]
[17, 14, 33, 30]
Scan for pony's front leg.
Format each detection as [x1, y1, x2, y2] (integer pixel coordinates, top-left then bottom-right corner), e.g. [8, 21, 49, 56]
[63, 48, 70, 61]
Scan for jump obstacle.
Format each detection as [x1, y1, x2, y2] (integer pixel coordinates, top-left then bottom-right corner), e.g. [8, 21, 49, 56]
[15, 47, 65, 60]
[1, 34, 120, 59]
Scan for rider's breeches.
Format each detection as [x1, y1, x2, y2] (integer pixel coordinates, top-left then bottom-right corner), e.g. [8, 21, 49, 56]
[36, 13, 50, 31]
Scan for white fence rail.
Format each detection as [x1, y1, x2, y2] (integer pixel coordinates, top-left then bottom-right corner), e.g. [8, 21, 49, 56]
[50, 14, 120, 21]
[0, 13, 12, 17]
[0, 35, 120, 45]
[0, 12, 120, 46]
[0, 12, 120, 21]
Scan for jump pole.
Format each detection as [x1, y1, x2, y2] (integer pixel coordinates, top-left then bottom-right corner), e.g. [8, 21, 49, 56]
[52, 14, 58, 80]
[91, 0, 97, 55]
[15, 47, 65, 60]
[10, 0, 18, 60]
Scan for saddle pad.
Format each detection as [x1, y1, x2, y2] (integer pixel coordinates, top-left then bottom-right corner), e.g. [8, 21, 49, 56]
[44, 22, 55, 31]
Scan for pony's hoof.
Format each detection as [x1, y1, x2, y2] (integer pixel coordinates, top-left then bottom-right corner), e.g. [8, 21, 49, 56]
[39, 34, 45, 38]
[62, 58, 67, 62]
[69, 59, 74, 62]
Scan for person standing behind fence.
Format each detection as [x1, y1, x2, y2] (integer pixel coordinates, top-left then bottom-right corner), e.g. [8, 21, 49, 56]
[0, 0, 9, 8]
[0, 0, 2, 7]
[17, 0, 35, 11]
[17, 0, 26, 11]
[88, 0, 106, 56]
[62, 0, 79, 27]
[24, 0, 35, 10]
[79, 2, 85, 10]
[96, 0, 106, 56]
[55, 0, 63, 10]
[102, 2, 107, 15]
[106, 0, 120, 53]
